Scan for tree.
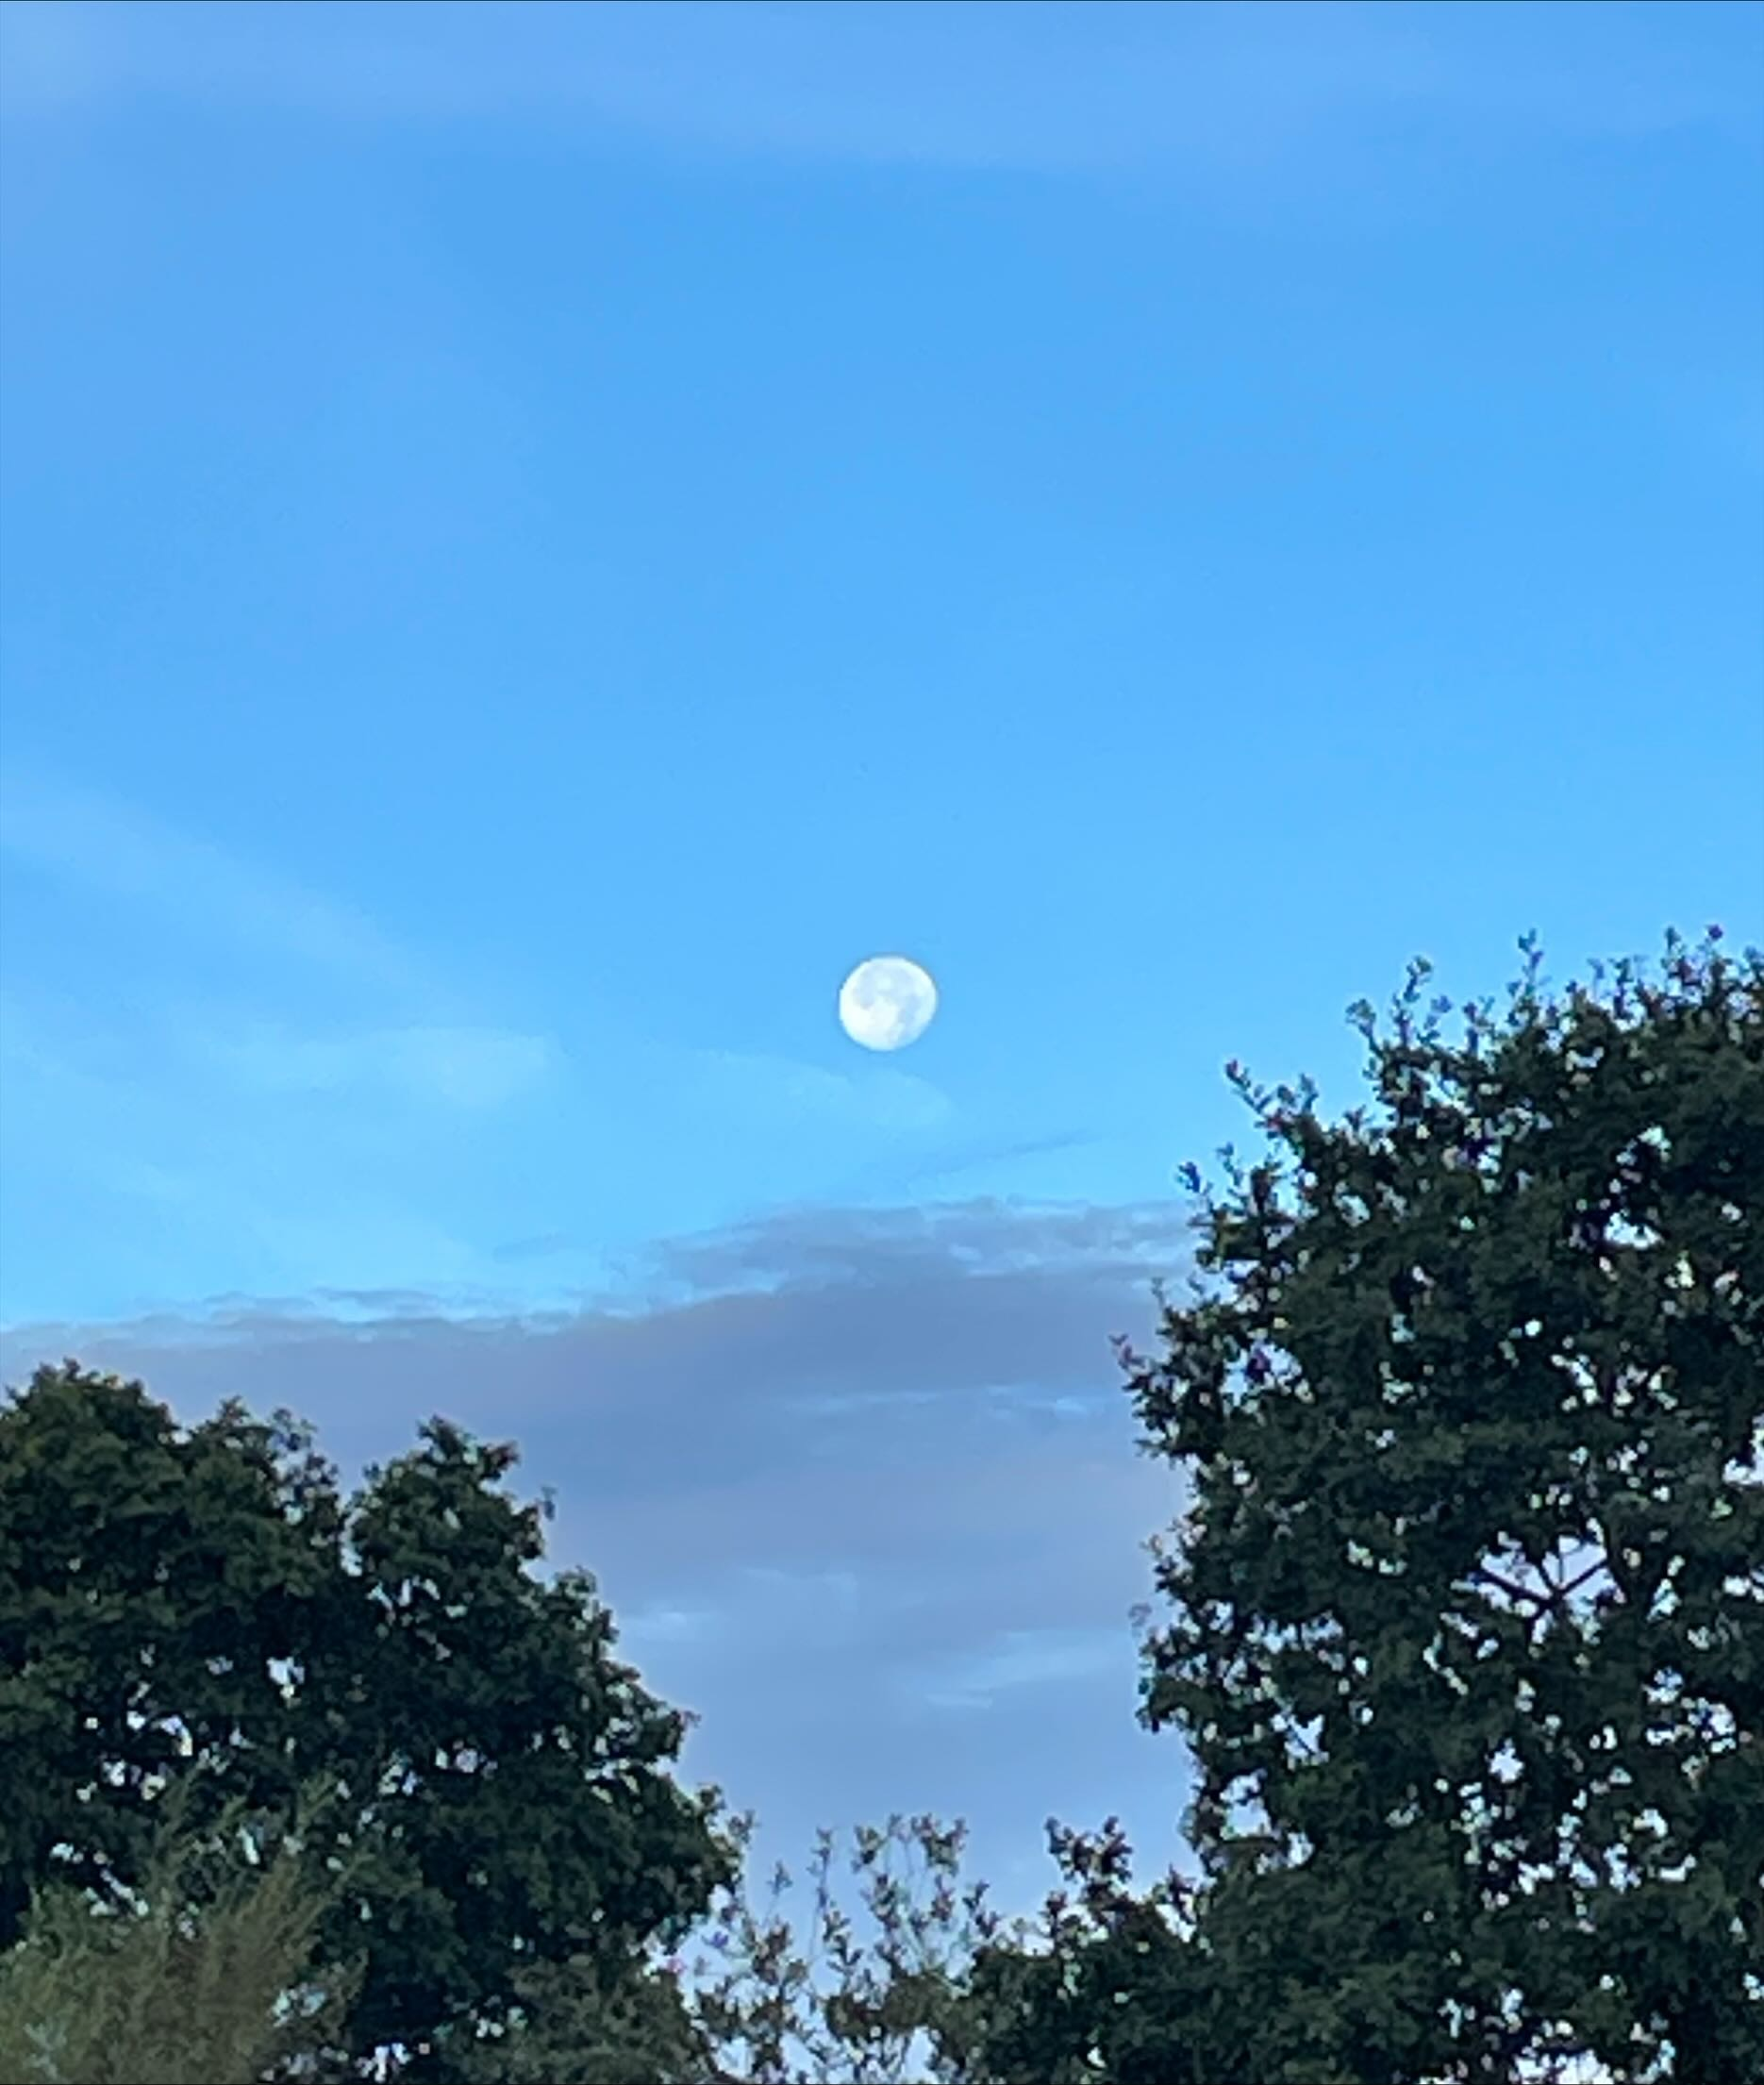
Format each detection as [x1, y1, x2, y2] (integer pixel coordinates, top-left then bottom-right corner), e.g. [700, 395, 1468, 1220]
[0, 1369, 734, 2080]
[1006, 926, 1761, 2082]
[681, 1811, 1006, 2085]
[451, 1810, 1017, 2085]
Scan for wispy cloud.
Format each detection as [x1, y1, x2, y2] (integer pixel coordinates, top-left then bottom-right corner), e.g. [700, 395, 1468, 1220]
[192, 1023, 559, 1110]
[634, 1194, 1187, 1304]
[687, 1046, 954, 1137]
[0, 773, 580, 1315]
[4, 1, 1749, 172]
[0, 999, 568, 1317]
[916, 1626, 1129, 1713]
[0, 767, 433, 1000]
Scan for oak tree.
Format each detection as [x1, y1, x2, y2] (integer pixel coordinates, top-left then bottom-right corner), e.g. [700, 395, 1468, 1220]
[964, 927, 1763, 2083]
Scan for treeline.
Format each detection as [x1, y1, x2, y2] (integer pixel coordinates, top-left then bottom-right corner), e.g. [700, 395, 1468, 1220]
[2, 928, 1759, 2084]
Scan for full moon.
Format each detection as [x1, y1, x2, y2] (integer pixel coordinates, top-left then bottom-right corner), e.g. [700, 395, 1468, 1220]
[838, 955, 939, 1052]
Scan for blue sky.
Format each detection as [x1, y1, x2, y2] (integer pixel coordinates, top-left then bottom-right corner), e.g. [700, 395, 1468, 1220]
[2, 0, 1761, 1919]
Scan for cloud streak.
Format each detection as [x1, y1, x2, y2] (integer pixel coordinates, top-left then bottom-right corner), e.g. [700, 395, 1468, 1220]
[0, 767, 434, 1001]
[0, 773, 581, 1314]
[192, 1023, 559, 1110]
[686, 1046, 954, 1137]
[5, 1, 1750, 172]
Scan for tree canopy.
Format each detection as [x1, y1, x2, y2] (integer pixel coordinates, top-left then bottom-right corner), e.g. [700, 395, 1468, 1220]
[0, 1370, 732, 2079]
[957, 926, 1763, 2082]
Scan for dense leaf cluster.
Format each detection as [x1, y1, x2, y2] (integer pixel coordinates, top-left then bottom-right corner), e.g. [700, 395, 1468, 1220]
[1014, 927, 1763, 2081]
[0, 1382, 731, 2078]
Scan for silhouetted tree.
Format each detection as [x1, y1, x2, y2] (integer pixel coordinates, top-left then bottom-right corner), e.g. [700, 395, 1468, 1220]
[0, 1369, 733, 2080]
[962, 926, 1762, 2083]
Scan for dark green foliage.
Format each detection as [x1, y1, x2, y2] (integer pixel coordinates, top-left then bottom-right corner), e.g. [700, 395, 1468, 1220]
[0, 1780, 358, 2085]
[1084, 926, 1762, 2081]
[951, 1819, 1216, 2084]
[432, 1944, 717, 2085]
[0, 1371, 733, 2080]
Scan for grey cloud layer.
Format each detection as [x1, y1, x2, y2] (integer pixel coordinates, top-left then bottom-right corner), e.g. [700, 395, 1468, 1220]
[2, 1193, 1202, 1910]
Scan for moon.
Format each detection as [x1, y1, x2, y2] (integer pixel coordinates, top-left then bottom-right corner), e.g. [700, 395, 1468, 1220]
[838, 955, 939, 1052]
